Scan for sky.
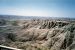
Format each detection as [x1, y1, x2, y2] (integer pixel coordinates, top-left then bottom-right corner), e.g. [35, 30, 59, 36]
[0, 0, 75, 17]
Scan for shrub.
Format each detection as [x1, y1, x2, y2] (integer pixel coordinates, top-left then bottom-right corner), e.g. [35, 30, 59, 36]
[11, 21, 18, 26]
[0, 19, 6, 25]
[7, 33, 16, 41]
[67, 24, 75, 32]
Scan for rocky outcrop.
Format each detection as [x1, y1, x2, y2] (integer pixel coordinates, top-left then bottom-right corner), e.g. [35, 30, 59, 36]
[40, 20, 69, 29]
[0, 20, 75, 50]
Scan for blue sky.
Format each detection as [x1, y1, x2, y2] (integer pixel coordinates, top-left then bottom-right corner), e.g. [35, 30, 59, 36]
[0, 0, 75, 17]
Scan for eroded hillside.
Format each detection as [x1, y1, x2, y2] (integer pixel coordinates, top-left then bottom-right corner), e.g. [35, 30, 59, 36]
[0, 19, 75, 50]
